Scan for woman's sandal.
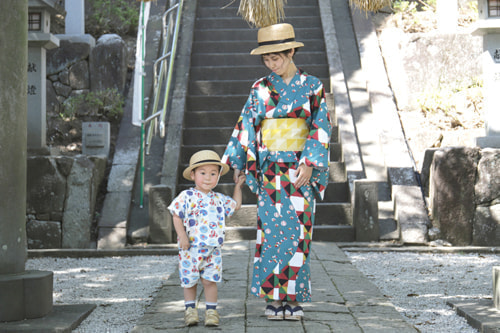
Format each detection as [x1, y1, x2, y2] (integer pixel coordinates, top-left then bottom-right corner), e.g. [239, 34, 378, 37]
[284, 304, 304, 321]
[265, 304, 284, 320]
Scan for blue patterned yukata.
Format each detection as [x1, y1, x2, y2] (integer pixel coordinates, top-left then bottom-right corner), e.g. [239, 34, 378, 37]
[222, 69, 331, 302]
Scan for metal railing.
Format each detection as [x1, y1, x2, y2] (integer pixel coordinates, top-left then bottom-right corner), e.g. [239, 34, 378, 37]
[134, 0, 184, 207]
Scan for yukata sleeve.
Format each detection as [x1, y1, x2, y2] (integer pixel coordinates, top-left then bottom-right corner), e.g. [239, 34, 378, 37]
[221, 194, 237, 217]
[300, 82, 332, 200]
[222, 86, 260, 194]
[167, 191, 188, 222]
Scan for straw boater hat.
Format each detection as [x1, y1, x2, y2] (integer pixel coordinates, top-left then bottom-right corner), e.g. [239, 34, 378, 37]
[250, 23, 304, 55]
[182, 150, 230, 180]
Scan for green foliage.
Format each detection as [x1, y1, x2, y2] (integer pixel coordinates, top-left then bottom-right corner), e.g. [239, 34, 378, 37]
[393, 1, 417, 14]
[418, 79, 483, 128]
[61, 89, 124, 121]
[85, 0, 140, 37]
[392, 0, 435, 13]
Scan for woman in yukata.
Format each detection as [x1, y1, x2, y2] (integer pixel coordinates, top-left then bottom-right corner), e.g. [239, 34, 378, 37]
[222, 23, 332, 321]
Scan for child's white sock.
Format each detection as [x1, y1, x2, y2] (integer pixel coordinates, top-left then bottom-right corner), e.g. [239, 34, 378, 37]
[185, 300, 196, 309]
[206, 302, 217, 310]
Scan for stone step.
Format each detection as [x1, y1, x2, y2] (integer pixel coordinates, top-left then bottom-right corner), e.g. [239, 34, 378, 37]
[224, 202, 354, 228]
[179, 145, 345, 173]
[196, 6, 320, 19]
[225, 225, 356, 242]
[176, 180, 351, 204]
[182, 127, 233, 145]
[186, 90, 334, 111]
[195, 16, 323, 30]
[187, 95, 248, 111]
[184, 109, 339, 134]
[188, 76, 331, 95]
[189, 65, 329, 86]
[190, 51, 328, 67]
[198, 0, 318, 7]
[182, 126, 342, 146]
[184, 110, 241, 128]
[193, 27, 324, 42]
[192, 40, 326, 55]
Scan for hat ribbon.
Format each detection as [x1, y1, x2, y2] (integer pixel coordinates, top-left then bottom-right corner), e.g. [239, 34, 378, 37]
[192, 158, 221, 166]
[258, 37, 295, 46]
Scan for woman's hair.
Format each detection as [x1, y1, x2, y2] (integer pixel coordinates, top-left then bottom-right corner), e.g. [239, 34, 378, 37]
[260, 48, 297, 64]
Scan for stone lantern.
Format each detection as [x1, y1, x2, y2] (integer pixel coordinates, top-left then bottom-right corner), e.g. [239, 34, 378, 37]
[27, 0, 61, 151]
[474, 0, 500, 147]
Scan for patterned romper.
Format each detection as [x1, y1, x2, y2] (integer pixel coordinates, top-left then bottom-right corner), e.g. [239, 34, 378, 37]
[168, 188, 237, 288]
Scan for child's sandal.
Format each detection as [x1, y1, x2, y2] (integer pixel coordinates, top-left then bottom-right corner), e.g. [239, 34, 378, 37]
[284, 304, 303, 321]
[265, 304, 284, 320]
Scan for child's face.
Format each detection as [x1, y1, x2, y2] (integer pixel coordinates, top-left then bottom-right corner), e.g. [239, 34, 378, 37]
[190, 164, 220, 194]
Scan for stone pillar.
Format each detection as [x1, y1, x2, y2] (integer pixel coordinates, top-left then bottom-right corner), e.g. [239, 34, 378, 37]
[494, 267, 500, 309]
[65, 0, 85, 35]
[352, 180, 379, 242]
[0, 0, 28, 280]
[27, 1, 60, 151]
[482, 34, 500, 138]
[27, 46, 48, 149]
[473, 0, 500, 148]
[0, 0, 53, 322]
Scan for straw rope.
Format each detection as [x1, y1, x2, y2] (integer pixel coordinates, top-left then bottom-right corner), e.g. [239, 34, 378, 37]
[349, 0, 392, 13]
[237, 0, 287, 28]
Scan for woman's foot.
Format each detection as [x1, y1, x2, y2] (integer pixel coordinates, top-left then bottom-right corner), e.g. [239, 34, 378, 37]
[284, 302, 303, 321]
[265, 301, 284, 320]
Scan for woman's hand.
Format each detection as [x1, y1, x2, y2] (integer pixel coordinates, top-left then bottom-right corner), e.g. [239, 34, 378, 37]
[294, 164, 313, 188]
[233, 169, 241, 183]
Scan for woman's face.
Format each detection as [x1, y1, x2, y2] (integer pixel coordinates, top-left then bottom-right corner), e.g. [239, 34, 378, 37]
[262, 52, 293, 77]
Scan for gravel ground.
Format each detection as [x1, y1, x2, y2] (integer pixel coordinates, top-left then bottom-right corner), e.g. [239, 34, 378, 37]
[346, 251, 500, 333]
[26, 251, 500, 332]
[26, 255, 177, 333]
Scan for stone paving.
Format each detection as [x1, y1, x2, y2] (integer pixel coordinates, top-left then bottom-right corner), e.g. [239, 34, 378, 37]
[131, 241, 418, 332]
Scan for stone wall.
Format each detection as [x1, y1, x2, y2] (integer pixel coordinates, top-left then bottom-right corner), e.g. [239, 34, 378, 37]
[26, 155, 106, 249]
[427, 147, 500, 246]
[26, 34, 129, 249]
[46, 34, 128, 119]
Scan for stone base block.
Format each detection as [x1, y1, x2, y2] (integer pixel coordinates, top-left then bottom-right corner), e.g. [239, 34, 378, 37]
[393, 185, 429, 244]
[352, 180, 379, 242]
[0, 270, 53, 322]
[476, 136, 500, 149]
[149, 185, 174, 244]
[0, 304, 96, 332]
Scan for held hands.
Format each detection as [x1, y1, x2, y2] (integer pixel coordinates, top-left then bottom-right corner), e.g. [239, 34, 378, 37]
[233, 169, 241, 184]
[294, 164, 313, 188]
[235, 173, 246, 187]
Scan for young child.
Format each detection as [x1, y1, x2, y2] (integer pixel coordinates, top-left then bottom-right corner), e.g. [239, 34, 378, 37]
[168, 150, 245, 327]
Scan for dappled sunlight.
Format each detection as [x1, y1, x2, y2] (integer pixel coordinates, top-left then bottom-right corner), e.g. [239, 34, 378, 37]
[347, 251, 500, 332]
[27, 255, 177, 332]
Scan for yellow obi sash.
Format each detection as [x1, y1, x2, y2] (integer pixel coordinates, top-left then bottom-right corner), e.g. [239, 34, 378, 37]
[261, 118, 309, 151]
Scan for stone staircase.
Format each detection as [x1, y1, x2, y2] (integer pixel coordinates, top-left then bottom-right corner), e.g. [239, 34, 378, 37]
[103, 0, 431, 248]
[175, 0, 356, 241]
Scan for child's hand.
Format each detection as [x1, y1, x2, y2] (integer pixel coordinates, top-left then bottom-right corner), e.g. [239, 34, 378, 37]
[178, 235, 190, 251]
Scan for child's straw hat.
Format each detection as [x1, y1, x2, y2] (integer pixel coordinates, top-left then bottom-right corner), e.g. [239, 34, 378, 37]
[250, 23, 304, 55]
[182, 150, 230, 180]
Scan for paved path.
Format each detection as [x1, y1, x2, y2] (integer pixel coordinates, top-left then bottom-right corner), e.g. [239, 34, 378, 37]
[131, 241, 418, 332]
